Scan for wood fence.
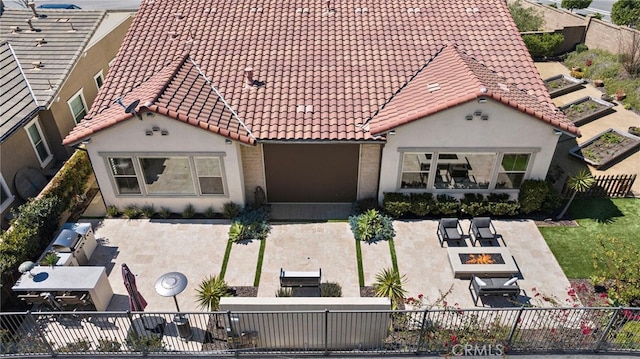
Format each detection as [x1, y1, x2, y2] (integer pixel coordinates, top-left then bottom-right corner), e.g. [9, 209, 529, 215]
[562, 174, 637, 198]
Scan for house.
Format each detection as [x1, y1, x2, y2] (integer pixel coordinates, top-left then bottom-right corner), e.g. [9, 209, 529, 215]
[0, 4, 133, 226]
[62, 0, 580, 214]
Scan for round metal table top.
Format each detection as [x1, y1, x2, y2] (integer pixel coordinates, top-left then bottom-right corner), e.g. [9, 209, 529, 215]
[154, 272, 188, 297]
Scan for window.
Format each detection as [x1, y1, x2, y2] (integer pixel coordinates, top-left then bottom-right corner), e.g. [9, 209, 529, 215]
[67, 89, 87, 124]
[26, 119, 52, 166]
[195, 157, 224, 194]
[435, 153, 495, 190]
[94, 71, 104, 89]
[400, 153, 431, 189]
[139, 157, 195, 194]
[106, 154, 226, 196]
[0, 174, 14, 212]
[496, 153, 530, 189]
[108, 157, 141, 194]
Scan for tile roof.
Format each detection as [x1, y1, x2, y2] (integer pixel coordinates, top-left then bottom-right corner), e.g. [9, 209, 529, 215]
[0, 41, 40, 142]
[0, 8, 106, 106]
[63, 0, 576, 145]
[368, 44, 580, 136]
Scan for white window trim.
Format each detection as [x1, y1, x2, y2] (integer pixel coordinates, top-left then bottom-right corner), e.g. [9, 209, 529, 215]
[0, 173, 15, 213]
[67, 89, 88, 124]
[93, 70, 104, 90]
[25, 118, 53, 168]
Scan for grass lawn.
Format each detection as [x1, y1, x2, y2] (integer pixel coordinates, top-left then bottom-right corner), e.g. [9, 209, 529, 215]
[539, 198, 640, 279]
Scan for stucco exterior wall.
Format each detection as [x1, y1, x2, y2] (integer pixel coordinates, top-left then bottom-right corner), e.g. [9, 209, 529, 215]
[377, 100, 561, 200]
[357, 143, 382, 200]
[86, 113, 245, 212]
[241, 143, 266, 205]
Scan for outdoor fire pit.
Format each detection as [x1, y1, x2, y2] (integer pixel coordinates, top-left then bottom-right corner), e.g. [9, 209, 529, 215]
[447, 248, 518, 278]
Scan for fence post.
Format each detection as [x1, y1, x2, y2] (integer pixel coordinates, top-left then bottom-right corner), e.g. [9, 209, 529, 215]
[595, 307, 622, 352]
[507, 307, 524, 347]
[415, 309, 429, 354]
[324, 309, 329, 356]
[25, 311, 56, 356]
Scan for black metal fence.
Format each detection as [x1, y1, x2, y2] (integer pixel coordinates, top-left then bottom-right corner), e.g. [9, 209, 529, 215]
[0, 307, 639, 356]
[562, 174, 637, 198]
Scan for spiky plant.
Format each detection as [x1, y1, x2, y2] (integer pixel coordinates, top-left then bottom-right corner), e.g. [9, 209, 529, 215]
[195, 275, 229, 311]
[373, 268, 407, 310]
[556, 169, 595, 219]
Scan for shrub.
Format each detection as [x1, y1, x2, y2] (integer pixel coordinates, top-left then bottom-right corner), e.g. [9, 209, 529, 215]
[141, 205, 155, 218]
[96, 338, 121, 352]
[508, 0, 544, 32]
[409, 193, 435, 217]
[106, 205, 120, 217]
[58, 338, 90, 352]
[460, 193, 487, 217]
[486, 193, 520, 216]
[228, 207, 271, 242]
[195, 275, 229, 311]
[123, 205, 140, 219]
[518, 180, 550, 213]
[349, 209, 395, 242]
[522, 33, 564, 59]
[182, 204, 196, 219]
[204, 206, 216, 218]
[382, 192, 410, 218]
[158, 207, 171, 219]
[614, 321, 640, 349]
[434, 194, 459, 216]
[576, 43, 588, 53]
[321, 282, 343, 297]
[222, 202, 241, 219]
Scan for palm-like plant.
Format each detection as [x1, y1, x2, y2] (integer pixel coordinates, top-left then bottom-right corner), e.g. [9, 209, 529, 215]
[195, 275, 229, 311]
[556, 169, 595, 219]
[373, 268, 407, 310]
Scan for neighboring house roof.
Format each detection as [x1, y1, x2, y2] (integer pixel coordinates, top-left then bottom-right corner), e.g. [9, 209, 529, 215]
[0, 7, 105, 139]
[0, 41, 40, 143]
[368, 44, 579, 136]
[63, 0, 578, 146]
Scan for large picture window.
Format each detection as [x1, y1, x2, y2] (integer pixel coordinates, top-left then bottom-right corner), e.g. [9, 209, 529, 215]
[398, 150, 532, 191]
[109, 157, 141, 194]
[496, 153, 530, 189]
[106, 154, 226, 196]
[26, 119, 52, 166]
[67, 90, 87, 124]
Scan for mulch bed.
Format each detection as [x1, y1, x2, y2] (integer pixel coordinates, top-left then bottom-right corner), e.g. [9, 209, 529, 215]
[568, 278, 609, 307]
[229, 286, 258, 297]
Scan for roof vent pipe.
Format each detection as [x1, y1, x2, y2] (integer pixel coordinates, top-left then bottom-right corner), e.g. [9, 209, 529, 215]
[26, 19, 35, 31]
[32, 61, 42, 69]
[244, 67, 254, 86]
[11, 26, 21, 33]
[27, 2, 40, 18]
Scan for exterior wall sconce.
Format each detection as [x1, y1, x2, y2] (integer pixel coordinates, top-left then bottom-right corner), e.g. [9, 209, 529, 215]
[225, 139, 233, 144]
[474, 111, 482, 117]
[465, 115, 473, 121]
[481, 115, 489, 121]
[161, 130, 169, 136]
[477, 97, 487, 103]
[553, 129, 563, 135]
[152, 126, 160, 132]
[388, 130, 396, 135]
[145, 130, 153, 136]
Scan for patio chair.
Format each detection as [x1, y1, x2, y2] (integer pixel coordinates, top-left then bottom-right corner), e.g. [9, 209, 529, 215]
[469, 275, 520, 306]
[437, 218, 464, 247]
[469, 217, 498, 246]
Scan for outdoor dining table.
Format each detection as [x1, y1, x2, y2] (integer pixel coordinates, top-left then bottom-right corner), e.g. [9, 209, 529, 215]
[12, 266, 114, 311]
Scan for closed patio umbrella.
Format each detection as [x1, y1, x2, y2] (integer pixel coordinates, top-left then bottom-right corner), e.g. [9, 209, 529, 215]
[122, 263, 147, 312]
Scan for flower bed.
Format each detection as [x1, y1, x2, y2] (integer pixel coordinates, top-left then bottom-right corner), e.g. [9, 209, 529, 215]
[558, 96, 615, 126]
[569, 128, 640, 168]
[544, 74, 584, 98]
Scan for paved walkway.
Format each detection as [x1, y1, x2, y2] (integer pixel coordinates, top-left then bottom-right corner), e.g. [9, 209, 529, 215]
[536, 62, 640, 196]
[89, 218, 571, 312]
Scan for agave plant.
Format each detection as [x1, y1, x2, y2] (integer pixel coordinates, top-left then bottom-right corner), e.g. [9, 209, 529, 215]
[373, 268, 407, 310]
[195, 275, 229, 311]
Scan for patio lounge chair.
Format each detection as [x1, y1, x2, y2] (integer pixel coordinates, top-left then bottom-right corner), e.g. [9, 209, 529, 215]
[469, 217, 498, 246]
[469, 275, 520, 306]
[437, 218, 464, 247]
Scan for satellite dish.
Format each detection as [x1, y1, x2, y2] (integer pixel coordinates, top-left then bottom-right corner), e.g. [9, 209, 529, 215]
[125, 99, 140, 115]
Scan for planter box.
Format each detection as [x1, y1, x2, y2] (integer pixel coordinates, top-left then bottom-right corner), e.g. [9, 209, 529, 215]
[558, 96, 615, 126]
[544, 74, 584, 98]
[569, 128, 640, 168]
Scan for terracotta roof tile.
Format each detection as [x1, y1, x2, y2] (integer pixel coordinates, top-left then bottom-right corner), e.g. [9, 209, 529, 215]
[63, 0, 571, 145]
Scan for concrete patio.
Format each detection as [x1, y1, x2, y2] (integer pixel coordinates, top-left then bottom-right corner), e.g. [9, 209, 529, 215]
[85, 217, 572, 312]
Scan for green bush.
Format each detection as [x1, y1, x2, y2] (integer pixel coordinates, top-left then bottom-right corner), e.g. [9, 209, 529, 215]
[522, 33, 564, 58]
[349, 209, 395, 242]
[614, 321, 640, 349]
[158, 207, 171, 219]
[204, 206, 216, 218]
[434, 195, 459, 216]
[486, 193, 519, 216]
[123, 205, 140, 219]
[222, 202, 241, 219]
[321, 282, 343, 297]
[518, 180, 550, 214]
[460, 194, 487, 217]
[409, 193, 435, 217]
[382, 192, 411, 218]
[228, 207, 271, 242]
[106, 205, 120, 217]
[575, 43, 588, 53]
[141, 205, 155, 218]
[182, 204, 196, 219]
